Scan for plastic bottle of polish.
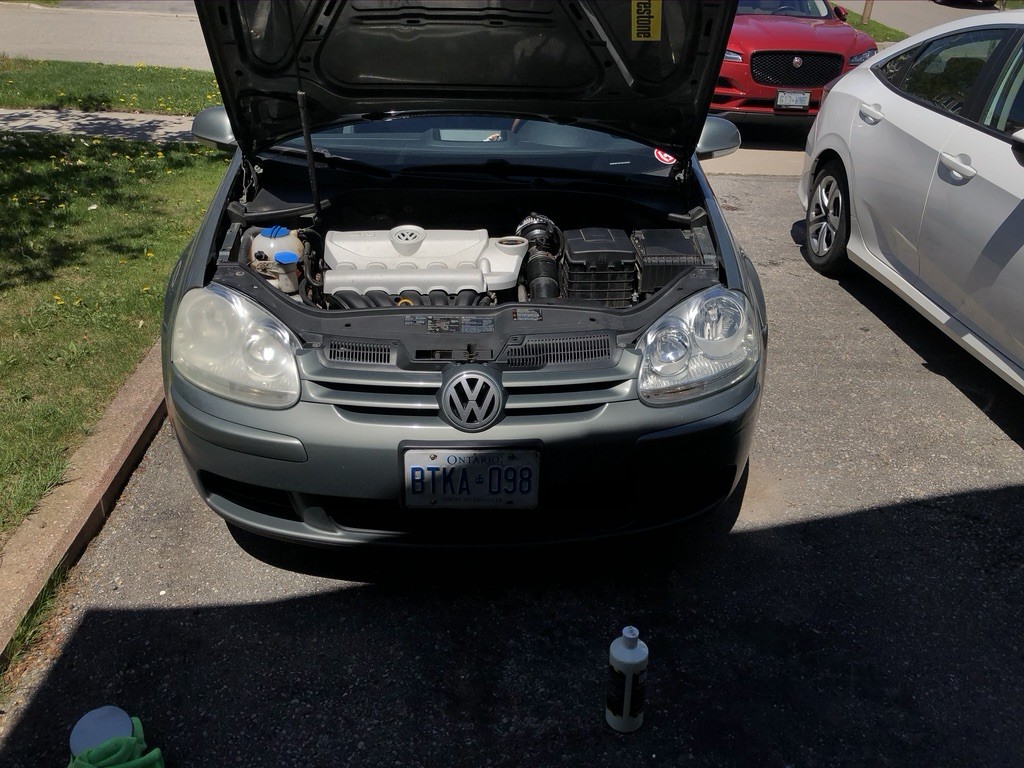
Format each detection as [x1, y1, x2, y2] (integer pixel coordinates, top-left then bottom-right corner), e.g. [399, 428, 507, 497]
[605, 625, 648, 732]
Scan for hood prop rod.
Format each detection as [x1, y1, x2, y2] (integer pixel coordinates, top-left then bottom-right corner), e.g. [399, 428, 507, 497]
[297, 90, 322, 222]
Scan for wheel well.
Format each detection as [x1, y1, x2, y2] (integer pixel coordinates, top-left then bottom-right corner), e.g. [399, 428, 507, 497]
[811, 149, 845, 181]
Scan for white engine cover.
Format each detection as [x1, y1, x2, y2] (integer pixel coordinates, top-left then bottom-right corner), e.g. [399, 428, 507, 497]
[322, 225, 529, 296]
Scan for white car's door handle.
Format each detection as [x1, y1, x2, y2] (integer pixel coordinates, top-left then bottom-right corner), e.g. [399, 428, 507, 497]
[858, 103, 884, 123]
[939, 152, 977, 181]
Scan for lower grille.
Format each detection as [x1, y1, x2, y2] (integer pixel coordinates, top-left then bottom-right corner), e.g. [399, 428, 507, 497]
[751, 51, 843, 87]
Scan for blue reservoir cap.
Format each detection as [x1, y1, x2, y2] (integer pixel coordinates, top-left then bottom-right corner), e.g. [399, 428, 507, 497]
[274, 251, 300, 265]
[261, 225, 289, 238]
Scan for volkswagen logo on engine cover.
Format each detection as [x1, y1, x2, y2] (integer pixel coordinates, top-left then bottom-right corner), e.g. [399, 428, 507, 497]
[439, 367, 505, 432]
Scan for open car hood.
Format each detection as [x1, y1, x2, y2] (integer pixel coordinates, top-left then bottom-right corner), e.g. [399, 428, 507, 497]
[194, 0, 737, 162]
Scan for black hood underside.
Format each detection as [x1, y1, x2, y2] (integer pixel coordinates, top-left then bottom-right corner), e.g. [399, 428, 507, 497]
[195, 0, 737, 162]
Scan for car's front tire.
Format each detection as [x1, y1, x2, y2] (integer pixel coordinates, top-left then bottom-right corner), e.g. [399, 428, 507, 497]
[803, 160, 850, 277]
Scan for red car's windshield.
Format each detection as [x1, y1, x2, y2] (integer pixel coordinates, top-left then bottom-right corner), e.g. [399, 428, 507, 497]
[736, 0, 832, 18]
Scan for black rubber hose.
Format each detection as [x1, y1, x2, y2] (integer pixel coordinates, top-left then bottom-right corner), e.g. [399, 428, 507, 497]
[298, 229, 324, 288]
[524, 247, 560, 299]
[240, 227, 262, 265]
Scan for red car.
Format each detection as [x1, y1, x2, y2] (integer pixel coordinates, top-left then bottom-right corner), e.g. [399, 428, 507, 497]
[712, 0, 877, 121]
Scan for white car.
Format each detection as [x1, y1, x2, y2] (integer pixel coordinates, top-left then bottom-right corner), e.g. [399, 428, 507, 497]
[798, 11, 1024, 396]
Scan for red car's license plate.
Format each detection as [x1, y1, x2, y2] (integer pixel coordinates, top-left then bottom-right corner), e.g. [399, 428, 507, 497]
[776, 90, 811, 109]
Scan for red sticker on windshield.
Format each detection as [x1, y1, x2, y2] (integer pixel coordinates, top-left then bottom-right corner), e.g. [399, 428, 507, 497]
[654, 148, 676, 164]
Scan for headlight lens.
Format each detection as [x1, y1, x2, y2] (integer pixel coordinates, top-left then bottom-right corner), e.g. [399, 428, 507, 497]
[723, 50, 743, 63]
[637, 285, 759, 405]
[849, 48, 877, 66]
[171, 284, 300, 408]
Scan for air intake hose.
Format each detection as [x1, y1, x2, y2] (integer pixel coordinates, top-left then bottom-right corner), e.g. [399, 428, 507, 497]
[516, 213, 562, 300]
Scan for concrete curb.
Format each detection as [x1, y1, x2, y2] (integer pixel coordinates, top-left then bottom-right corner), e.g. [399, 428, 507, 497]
[0, 342, 166, 664]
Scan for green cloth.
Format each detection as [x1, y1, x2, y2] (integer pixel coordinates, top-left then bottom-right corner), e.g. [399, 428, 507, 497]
[68, 716, 164, 768]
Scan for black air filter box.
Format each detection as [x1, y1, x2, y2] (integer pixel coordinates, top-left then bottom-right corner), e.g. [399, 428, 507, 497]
[561, 228, 637, 308]
[632, 229, 704, 293]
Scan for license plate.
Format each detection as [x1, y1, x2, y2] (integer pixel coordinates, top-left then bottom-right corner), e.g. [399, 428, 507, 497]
[775, 90, 811, 109]
[404, 448, 540, 508]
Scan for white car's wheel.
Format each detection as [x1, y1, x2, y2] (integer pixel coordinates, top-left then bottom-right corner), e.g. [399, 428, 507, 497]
[804, 161, 850, 276]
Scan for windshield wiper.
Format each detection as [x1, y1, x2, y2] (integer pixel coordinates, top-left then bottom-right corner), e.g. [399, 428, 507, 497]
[400, 158, 662, 185]
[265, 144, 393, 179]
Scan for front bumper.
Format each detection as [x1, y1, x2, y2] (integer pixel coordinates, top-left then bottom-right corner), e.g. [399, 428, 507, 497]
[712, 60, 851, 119]
[166, 367, 762, 548]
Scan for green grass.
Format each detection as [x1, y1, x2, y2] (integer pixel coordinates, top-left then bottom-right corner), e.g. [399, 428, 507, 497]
[0, 565, 66, 691]
[843, 10, 910, 45]
[844, 1, 1023, 45]
[0, 131, 227, 542]
[0, 55, 221, 115]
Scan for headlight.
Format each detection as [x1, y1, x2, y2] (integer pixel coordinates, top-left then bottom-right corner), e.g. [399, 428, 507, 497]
[171, 283, 301, 408]
[637, 285, 759, 405]
[849, 48, 877, 66]
[723, 50, 743, 63]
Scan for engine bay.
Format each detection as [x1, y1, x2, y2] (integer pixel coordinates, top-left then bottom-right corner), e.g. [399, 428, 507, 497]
[230, 208, 719, 312]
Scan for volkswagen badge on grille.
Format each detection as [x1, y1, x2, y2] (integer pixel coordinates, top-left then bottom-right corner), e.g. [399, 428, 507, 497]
[439, 367, 505, 432]
[792, 56, 804, 69]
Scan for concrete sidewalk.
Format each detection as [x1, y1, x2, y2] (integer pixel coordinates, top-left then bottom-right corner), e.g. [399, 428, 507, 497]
[0, 107, 193, 143]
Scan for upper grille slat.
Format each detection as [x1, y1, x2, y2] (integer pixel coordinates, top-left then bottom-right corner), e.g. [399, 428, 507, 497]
[750, 52, 843, 88]
[505, 334, 612, 367]
[327, 339, 393, 364]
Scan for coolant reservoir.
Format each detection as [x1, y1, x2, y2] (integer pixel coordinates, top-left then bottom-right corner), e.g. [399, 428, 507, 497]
[250, 226, 303, 264]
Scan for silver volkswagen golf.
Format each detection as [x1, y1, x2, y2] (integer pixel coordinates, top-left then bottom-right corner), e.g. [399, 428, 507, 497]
[162, 0, 767, 550]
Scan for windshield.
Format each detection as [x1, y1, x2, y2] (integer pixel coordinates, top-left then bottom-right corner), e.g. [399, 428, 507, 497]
[276, 115, 676, 179]
[736, 0, 832, 18]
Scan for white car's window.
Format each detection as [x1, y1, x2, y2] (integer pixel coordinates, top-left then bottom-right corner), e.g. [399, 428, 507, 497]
[981, 44, 1024, 135]
[900, 29, 1007, 116]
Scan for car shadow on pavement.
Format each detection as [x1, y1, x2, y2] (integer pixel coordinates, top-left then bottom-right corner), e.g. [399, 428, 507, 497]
[221, 470, 746, 586]
[789, 219, 1024, 448]
[730, 120, 812, 152]
[1, 485, 1021, 767]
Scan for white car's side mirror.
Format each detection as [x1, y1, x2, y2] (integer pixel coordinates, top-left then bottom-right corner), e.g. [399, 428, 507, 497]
[1012, 128, 1024, 166]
